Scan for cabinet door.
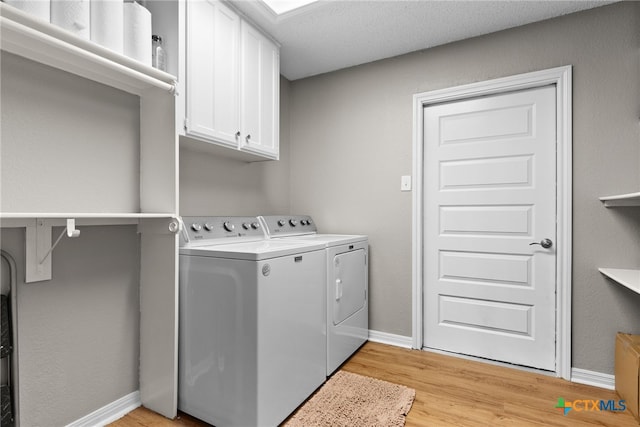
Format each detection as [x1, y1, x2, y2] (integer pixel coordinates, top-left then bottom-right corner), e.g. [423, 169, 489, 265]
[185, 0, 239, 147]
[240, 21, 280, 159]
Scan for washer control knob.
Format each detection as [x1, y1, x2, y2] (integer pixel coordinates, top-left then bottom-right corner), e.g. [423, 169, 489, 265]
[242, 222, 251, 230]
[223, 221, 235, 232]
[204, 223, 215, 231]
[251, 222, 260, 230]
[289, 219, 298, 227]
[307, 219, 313, 225]
[278, 219, 286, 227]
[191, 223, 202, 232]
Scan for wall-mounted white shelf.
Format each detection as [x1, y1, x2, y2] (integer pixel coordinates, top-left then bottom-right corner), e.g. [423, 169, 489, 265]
[0, 213, 177, 228]
[1, 215, 181, 284]
[0, 212, 175, 219]
[599, 268, 640, 295]
[599, 192, 640, 207]
[0, 3, 176, 96]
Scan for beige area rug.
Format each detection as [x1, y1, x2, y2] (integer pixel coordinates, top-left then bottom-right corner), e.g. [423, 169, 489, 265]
[284, 371, 416, 427]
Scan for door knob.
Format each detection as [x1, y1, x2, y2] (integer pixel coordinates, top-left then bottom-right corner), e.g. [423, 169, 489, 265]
[530, 238, 553, 249]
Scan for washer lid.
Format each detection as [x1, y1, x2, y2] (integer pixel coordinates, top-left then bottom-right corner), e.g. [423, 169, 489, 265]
[179, 239, 325, 260]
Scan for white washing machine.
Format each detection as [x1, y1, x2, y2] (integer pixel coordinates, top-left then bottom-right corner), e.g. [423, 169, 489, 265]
[259, 215, 368, 375]
[178, 216, 327, 427]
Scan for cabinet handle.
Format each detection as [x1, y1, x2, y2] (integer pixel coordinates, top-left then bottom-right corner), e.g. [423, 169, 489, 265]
[235, 131, 241, 138]
[245, 134, 251, 142]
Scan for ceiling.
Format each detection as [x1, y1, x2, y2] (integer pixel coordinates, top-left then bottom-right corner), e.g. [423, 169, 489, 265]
[230, 0, 615, 81]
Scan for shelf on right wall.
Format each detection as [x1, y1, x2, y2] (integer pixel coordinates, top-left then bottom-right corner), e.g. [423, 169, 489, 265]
[599, 268, 640, 295]
[598, 190, 640, 295]
[599, 191, 640, 207]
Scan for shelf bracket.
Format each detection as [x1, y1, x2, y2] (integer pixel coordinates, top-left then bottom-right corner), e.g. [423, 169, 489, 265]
[26, 218, 80, 283]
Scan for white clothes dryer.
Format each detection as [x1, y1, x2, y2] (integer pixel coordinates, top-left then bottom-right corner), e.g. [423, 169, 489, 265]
[178, 216, 326, 427]
[259, 215, 369, 375]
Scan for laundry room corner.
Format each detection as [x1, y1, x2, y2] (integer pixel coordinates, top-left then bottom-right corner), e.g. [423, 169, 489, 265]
[179, 76, 292, 216]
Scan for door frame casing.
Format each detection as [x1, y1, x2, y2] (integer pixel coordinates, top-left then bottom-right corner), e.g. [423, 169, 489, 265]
[411, 66, 573, 379]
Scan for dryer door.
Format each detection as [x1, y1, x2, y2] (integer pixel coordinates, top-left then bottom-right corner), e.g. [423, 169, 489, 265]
[333, 249, 367, 325]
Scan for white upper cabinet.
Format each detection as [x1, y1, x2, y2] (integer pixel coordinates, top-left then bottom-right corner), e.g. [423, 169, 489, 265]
[183, 0, 279, 160]
[240, 20, 280, 159]
[185, 0, 239, 147]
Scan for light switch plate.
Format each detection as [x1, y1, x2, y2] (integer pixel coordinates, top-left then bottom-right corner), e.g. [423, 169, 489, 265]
[401, 175, 412, 191]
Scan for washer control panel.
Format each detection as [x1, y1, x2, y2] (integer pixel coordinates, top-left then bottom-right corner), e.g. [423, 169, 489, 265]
[182, 216, 264, 242]
[260, 215, 317, 237]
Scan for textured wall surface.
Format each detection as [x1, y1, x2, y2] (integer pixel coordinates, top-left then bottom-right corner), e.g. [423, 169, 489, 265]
[288, 2, 640, 374]
[1, 53, 140, 214]
[0, 226, 140, 426]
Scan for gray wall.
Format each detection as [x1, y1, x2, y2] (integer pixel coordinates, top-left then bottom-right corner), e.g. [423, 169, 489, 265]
[1, 53, 141, 213]
[288, 2, 640, 374]
[0, 226, 140, 427]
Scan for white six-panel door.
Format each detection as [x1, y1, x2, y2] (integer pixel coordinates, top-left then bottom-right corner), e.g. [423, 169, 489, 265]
[423, 86, 557, 371]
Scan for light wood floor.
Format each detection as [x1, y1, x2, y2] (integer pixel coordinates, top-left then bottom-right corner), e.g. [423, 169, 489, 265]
[110, 342, 638, 426]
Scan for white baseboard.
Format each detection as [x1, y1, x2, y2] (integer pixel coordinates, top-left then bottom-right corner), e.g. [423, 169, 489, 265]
[571, 368, 615, 390]
[368, 330, 413, 349]
[66, 391, 141, 427]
